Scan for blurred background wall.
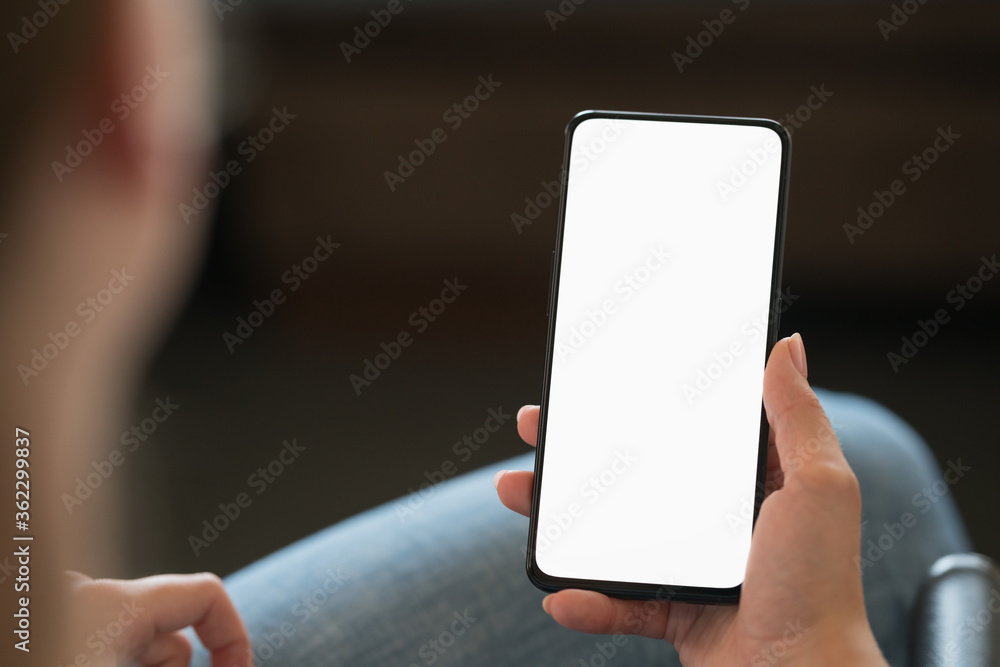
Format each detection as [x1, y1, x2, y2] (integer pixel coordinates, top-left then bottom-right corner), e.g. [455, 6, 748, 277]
[95, 0, 998, 577]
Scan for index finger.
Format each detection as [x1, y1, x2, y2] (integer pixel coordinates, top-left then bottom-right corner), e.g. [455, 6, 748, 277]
[542, 589, 679, 641]
[517, 405, 540, 446]
[128, 573, 252, 667]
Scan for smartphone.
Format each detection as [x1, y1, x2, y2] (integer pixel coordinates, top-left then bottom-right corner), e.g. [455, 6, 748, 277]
[528, 111, 790, 603]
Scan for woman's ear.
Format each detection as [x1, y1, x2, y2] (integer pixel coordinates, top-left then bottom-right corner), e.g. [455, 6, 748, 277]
[79, 0, 218, 193]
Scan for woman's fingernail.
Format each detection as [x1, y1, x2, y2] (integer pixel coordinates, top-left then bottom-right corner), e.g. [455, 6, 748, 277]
[517, 406, 529, 420]
[789, 333, 808, 378]
[493, 470, 506, 489]
[542, 595, 553, 615]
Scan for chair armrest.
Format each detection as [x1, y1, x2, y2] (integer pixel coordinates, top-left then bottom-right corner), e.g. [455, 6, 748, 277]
[909, 553, 1000, 667]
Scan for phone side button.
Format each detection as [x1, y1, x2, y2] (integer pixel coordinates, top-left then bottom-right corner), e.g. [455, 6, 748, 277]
[546, 250, 555, 318]
[774, 291, 783, 336]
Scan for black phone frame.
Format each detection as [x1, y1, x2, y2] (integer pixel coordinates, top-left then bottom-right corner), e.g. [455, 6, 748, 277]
[528, 110, 792, 604]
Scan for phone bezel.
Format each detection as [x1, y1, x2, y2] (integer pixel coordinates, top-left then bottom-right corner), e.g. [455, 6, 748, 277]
[527, 110, 791, 604]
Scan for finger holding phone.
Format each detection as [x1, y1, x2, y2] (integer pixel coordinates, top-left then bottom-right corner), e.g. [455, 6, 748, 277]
[496, 337, 887, 665]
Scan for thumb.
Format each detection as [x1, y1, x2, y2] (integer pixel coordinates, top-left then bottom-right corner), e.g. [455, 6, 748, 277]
[762, 334, 849, 484]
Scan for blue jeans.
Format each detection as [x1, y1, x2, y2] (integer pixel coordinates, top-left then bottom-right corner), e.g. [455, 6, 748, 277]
[192, 390, 971, 666]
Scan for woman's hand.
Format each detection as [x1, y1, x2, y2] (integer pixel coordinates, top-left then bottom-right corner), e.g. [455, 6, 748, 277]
[65, 571, 252, 667]
[494, 334, 888, 666]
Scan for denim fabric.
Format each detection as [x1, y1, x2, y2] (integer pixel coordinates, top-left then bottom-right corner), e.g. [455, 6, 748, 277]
[192, 390, 971, 667]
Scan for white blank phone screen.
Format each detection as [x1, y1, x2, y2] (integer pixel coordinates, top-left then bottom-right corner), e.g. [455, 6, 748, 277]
[537, 116, 784, 589]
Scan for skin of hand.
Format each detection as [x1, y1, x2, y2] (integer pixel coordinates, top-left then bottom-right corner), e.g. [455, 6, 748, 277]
[63, 571, 252, 667]
[494, 334, 889, 666]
